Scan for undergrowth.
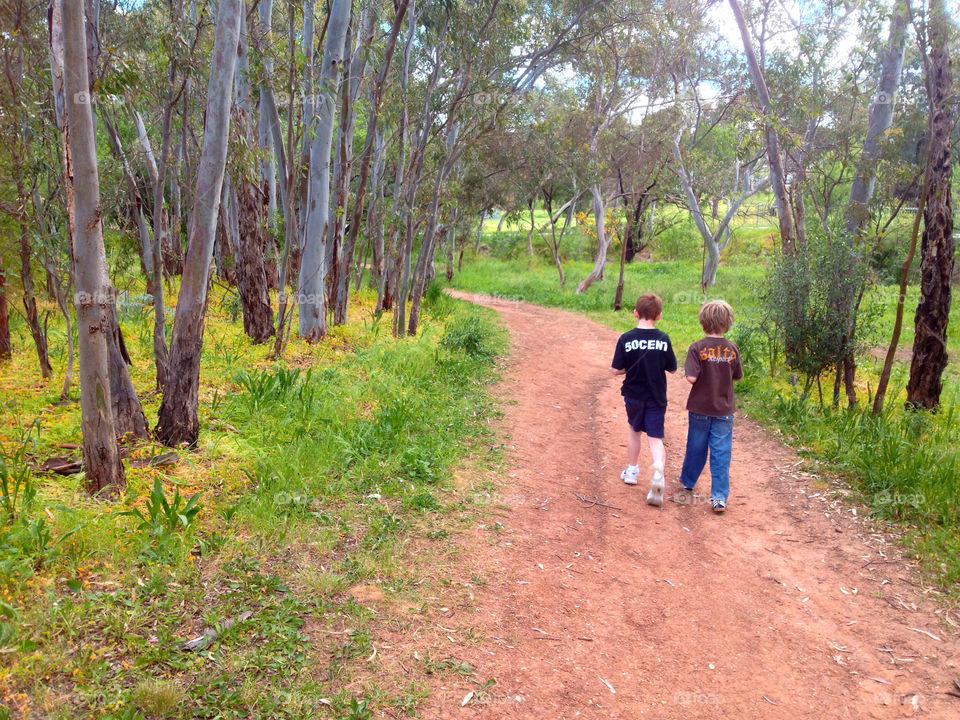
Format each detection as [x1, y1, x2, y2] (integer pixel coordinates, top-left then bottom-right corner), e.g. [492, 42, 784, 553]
[0, 283, 507, 719]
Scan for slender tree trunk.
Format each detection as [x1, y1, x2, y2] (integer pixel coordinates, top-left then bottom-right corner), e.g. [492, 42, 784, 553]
[341, 0, 409, 319]
[42, 254, 73, 401]
[156, 0, 242, 447]
[18, 218, 53, 378]
[231, 7, 274, 342]
[474, 211, 485, 252]
[526, 193, 537, 255]
[0, 267, 10, 361]
[728, 0, 796, 254]
[408, 114, 461, 336]
[63, 0, 125, 494]
[845, 2, 909, 237]
[103, 114, 156, 293]
[298, 0, 352, 341]
[906, 0, 954, 410]
[575, 184, 609, 293]
[257, 0, 277, 229]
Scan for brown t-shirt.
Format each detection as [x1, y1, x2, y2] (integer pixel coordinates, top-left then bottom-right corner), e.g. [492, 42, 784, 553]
[684, 336, 743, 416]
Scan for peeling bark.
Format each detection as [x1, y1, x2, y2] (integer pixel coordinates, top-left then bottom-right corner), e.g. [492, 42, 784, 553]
[906, 0, 954, 410]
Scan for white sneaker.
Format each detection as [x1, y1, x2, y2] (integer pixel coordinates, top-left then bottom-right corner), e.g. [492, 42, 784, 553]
[620, 466, 639, 485]
[646, 463, 665, 506]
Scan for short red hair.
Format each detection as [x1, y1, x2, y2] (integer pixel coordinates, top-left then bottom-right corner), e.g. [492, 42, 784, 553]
[634, 293, 663, 320]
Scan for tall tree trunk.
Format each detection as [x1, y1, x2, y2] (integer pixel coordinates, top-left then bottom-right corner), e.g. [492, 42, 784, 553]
[156, 0, 242, 447]
[845, 2, 909, 237]
[62, 0, 125, 494]
[408, 113, 461, 336]
[257, 0, 277, 229]
[0, 267, 10, 361]
[231, 6, 274, 342]
[340, 0, 409, 321]
[874, 178, 932, 414]
[906, 0, 954, 410]
[575, 184, 609, 293]
[728, 0, 796, 255]
[298, 0, 352, 341]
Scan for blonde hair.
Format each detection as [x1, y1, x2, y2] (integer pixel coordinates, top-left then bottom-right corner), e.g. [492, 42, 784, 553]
[699, 300, 734, 334]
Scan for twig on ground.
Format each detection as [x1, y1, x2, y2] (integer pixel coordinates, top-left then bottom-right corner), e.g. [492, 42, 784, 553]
[906, 626, 941, 641]
[573, 492, 622, 510]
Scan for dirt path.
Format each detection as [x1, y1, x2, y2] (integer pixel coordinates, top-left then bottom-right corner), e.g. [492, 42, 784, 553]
[410, 293, 959, 719]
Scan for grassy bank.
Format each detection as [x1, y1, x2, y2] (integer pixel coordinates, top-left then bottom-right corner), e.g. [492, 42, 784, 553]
[1, 285, 508, 718]
[448, 252, 960, 594]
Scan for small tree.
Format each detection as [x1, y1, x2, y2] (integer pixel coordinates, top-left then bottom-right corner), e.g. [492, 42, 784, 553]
[765, 232, 870, 404]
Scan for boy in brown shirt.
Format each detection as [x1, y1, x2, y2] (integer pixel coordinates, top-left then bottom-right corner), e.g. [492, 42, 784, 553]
[675, 300, 742, 513]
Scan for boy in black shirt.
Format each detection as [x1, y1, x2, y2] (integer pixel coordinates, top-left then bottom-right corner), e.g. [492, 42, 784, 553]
[610, 293, 678, 506]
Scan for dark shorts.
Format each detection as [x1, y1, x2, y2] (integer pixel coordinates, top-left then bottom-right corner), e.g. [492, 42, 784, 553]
[624, 398, 666, 438]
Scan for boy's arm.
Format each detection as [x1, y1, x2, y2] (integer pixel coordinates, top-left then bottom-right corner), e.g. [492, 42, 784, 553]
[610, 367, 626, 376]
[683, 343, 700, 386]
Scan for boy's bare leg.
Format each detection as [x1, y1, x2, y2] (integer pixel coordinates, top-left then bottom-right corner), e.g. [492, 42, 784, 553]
[627, 428, 643, 466]
[647, 437, 664, 468]
[646, 437, 665, 506]
[621, 427, 643, 485]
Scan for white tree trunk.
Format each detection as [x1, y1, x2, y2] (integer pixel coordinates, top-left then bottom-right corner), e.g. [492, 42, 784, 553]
[844, 2, 908, 238]
[298, 0, 352, 341]
[575, 184, 609, 293]
[258, 0, 277, 226]
[156, 0, 242, 447]
[62, 0, 125, 494]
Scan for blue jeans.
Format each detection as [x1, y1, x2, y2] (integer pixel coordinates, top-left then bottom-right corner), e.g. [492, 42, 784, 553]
[679, 412, 734, 502]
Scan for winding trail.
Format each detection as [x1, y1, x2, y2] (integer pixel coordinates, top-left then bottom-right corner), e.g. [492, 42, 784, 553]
[413, 292, 959, 719]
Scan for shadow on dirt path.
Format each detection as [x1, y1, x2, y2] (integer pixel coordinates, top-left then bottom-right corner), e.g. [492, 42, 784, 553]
[412, 291, 959, 719]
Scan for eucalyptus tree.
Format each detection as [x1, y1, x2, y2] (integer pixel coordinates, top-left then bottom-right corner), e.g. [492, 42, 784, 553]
[728, 0, 797, 254]
[226, 6, 274, 343]
[298, 0, 352, 342]
[906, 0, 955, 410]
[156, 0, 243, 447]
[845, 2, 910, 237]
[46, 0, 151, 439]
[573, 0, 702, 294]
[670, 77, 771, 289]
[333, 0, 411, 325]
[62, 0, 125, 494]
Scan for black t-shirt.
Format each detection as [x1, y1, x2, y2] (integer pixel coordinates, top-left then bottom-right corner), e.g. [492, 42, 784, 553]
[611, 327, 677, 407]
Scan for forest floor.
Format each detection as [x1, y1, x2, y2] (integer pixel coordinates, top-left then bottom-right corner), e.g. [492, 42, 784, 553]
[400, 291, 960, 719]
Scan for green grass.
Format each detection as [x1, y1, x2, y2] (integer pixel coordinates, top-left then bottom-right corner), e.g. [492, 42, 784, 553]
[0, 280, 509, 718]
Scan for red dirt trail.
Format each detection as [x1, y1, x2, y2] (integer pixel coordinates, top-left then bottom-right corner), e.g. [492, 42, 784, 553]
[410, 292, 959, 719]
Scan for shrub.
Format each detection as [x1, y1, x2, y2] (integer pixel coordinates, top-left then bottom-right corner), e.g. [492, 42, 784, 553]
[440, 314, 498, 361]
